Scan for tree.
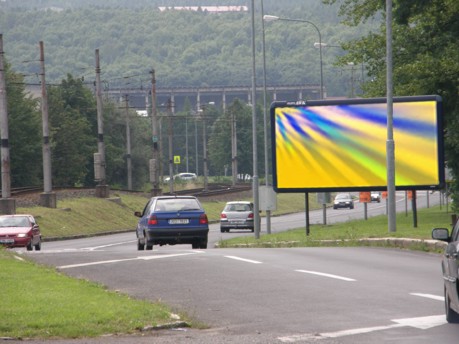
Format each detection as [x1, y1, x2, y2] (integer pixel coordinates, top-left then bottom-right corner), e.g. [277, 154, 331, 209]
[208, 99, 254, 177]
[5, 63, 42, 187]
[47, 75, 95, 187]
[325, 0, 459, 209]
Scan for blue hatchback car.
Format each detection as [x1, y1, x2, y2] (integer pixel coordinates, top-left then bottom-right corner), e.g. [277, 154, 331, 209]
[135, 195, 209, 250]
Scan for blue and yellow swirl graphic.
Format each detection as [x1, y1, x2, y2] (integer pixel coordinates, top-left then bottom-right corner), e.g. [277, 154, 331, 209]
[274, 101, 440, 189]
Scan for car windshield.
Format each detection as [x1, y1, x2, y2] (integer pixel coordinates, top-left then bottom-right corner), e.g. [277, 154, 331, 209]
[225, 203, 251, 212]
[0, 216, 29, 227]
[154, 198, 201, 212]
[335, 194, 350, 200]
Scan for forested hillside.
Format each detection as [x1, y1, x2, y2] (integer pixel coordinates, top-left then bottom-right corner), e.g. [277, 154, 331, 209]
[0, 0, 376, 97]
[3, 0, 459, 214]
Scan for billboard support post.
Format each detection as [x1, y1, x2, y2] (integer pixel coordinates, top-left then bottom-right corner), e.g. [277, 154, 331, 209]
[412, 190, 418, 228]
[305, 193, 310, 236]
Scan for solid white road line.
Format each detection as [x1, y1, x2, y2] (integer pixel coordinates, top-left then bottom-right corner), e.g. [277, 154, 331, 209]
[224, 256, 262, 264]
[58, 252, 202, 269]
[81, 240, 137, 251]
[410, 292, 444, 301]
[295, 269, 356, 282]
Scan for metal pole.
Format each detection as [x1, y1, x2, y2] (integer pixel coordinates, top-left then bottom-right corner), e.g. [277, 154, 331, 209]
[124, 95, 132, 190]
[202, 108, 208, 191]
[231, 107, 237, 187]
[250, 0, 260, 238]
[39, 41, 52, 195]
[263, 15, 323, 235]
[185, 114, 189, 172]
[0, 34, 11, 199]
[195, 117, 198, 176]
[305, 193, 310, 235]
[167, 99, 174, 193]
[150, 69, 161, 196]
[95, 50, 105, 183]
[260, 0, 271, 234]
[386, 0, 396, 232]
[318, 29, 324, 99]
[412, 190, 418, 228]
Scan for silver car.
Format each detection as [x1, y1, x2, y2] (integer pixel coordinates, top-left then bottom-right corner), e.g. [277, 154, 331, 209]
[333, 193, 354, 209]
[220, 201, 255, 233]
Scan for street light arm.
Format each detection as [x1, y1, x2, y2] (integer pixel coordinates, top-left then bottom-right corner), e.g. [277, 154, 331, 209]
[263, 15, 321, 40]
[264, 14, 324, 99]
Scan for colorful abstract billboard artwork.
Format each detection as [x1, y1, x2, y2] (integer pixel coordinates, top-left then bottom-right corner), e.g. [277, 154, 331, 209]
[270, 96, 444, 192]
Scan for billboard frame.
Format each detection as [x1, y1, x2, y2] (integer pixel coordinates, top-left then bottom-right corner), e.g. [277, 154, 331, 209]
[270, 95, 444, 193]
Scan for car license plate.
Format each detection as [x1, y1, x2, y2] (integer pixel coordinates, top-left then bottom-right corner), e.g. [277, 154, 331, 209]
[0, 238, 14, 244]
[169, 219, 189, 224]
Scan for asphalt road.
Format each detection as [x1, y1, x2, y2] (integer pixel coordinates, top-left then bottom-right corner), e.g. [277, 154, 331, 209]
[13, 191, 459, 343]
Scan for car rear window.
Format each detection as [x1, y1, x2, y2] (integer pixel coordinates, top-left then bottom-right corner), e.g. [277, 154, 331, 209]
[225, 204, 251, 212]
[154, 198, 201, 212]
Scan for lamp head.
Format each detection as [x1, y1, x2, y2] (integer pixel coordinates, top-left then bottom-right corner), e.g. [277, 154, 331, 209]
[263, 15, 279, 22]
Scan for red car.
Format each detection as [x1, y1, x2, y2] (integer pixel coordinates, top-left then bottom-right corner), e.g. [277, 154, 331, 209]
[0, 214, 42, 251]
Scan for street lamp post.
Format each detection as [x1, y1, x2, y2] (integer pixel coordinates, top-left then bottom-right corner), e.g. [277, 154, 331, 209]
[386, 0, 396, 232]
[260, 0, 272, 234]
[263, 15, 324, 99]
[250, 0, 261, 238]
[264, 14, 325, 235]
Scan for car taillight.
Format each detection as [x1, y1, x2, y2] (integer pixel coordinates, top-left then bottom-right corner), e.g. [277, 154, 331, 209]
[199, 214, 208, 224]
[220, 213, 227, 219]
[248, 213, 254, 219]
[148, 215, 158, 225]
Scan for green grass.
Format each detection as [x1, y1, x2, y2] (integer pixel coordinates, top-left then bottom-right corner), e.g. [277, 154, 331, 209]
[218, 205, 453, 252]
[0, 250, 186, 339]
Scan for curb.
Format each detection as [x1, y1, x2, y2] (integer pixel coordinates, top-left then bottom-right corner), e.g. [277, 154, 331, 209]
[216, 238, 447, 252]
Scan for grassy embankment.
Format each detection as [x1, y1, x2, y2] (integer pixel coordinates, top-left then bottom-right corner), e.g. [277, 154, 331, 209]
[16, 191, 310, 239]
[0, 191, 309, 339]
[1, 190, 452, 339]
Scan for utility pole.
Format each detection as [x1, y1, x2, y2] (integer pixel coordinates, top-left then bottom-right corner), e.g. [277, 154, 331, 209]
[200, 102, 213, 191]
[202, 107, 208, 191]
[231, 107, 237, 187]
[38, 41, 56, 208]
[250, 0, 261, 238]
[167, 98, 174, 193]
[185, 114, 189, 172]
[124, 95, 132, 190]
[0, 34, 15, 214]
[195, 114, 199, 176]
[149, 68, 161, 196]
[94, 49, 109, 198]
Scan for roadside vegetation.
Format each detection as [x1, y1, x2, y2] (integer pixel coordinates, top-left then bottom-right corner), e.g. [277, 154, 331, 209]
[0, 249, 190, 339]
[218, 205, 452, 253]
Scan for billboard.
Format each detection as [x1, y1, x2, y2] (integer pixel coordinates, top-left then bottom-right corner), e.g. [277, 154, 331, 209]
[271, 95, 444, 192]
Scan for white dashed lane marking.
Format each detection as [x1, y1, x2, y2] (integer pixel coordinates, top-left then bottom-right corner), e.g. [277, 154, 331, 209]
[295, 269, 356, 282]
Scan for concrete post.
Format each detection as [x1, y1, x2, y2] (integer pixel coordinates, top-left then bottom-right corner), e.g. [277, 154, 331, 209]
[0, 34, 15, 214]
[39, 41, 56, 208]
